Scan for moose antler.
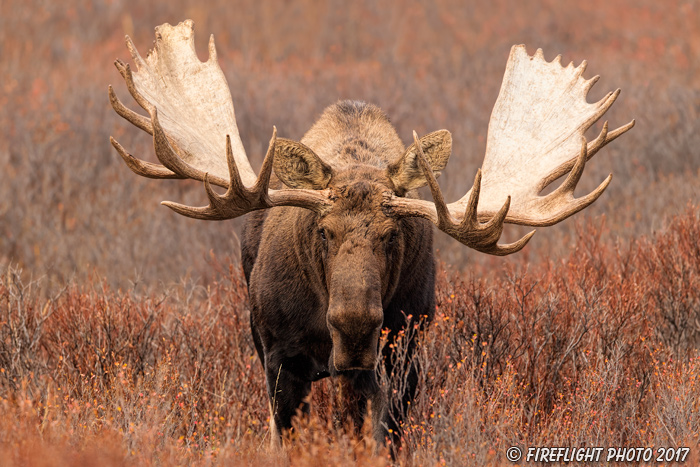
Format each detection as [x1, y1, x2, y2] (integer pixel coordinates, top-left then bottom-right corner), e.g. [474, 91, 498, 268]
[109, 20, 332, 219]
[388, 45, 634, 255]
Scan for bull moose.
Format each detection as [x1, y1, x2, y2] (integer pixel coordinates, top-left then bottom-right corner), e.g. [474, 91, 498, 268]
[108, 20, 633, 448]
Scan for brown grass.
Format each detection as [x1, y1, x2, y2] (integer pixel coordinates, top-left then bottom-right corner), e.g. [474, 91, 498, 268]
[1, 0, 700, 465]
[2, 0, 699, 287]
[1, 207, 700, 465]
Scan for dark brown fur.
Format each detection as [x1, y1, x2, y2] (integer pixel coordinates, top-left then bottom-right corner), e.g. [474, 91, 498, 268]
[242, 101, 436, 447]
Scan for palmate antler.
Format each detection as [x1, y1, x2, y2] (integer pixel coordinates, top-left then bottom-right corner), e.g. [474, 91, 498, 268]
[109, 20, 333, 220]
[111, 21, 633, 256]
[387, 45, 634, 255]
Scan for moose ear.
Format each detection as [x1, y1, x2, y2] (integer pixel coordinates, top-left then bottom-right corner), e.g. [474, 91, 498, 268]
[273, 138, 334, 189]
[387, 130, 452, 194]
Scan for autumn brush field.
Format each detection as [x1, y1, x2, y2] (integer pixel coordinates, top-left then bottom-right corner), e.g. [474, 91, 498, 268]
[1, 0, 700, 465]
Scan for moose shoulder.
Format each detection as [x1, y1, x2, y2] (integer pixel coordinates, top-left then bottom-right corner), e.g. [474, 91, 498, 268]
[109, 20, 634, 448]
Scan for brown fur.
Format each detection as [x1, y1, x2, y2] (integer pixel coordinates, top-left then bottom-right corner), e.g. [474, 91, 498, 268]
[242, 101, 444, 449]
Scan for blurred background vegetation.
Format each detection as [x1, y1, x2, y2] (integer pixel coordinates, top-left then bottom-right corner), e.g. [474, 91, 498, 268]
[2, 3, 700, 464]
[1, 0, 698, 289]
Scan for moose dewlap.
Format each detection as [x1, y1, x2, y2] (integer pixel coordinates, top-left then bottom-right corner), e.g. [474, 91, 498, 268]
[109, 20, 634, 448]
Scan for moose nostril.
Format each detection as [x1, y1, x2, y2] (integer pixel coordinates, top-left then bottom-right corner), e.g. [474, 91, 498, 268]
[327, 306, 384, 333]
[326, 310, 342, 332]
[329, 324, 382, 372]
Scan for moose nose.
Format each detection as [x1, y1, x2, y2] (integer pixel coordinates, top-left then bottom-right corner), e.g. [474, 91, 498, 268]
[326, 274, 385, 369]
[328, 314, 382, 371]
[326, 240, 384, 370]
[327, 300, 384, 371]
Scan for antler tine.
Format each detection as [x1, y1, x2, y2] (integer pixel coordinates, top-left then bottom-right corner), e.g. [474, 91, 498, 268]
[583, 75, 600, 94]
[412, 131, 452, 227]
[114, 58, 127, 74]
[586, 120, 610, 160]
[208, 34, 217, 62]
[534, 137, 613, 226]
[606, 119, 635, 141]
[412, 130, 529, 252]
[110, 136, 184, 179]
[459, 169, 482, 229]
[536, 174, 613, 227]
[481, 230, 536, 256]
[161, 199, 219, 220]
[539, 118, 634, 193]
[590, 89, 620, 122]
[558, 137, 588, 194]
[203, 173, 228, 210]
[108, 85, 153, 135]
[251, 127, 277, 205]
[149, 107, 196, 177]
[125, 35, 147, 71]
[586, 118, 636, 160]
[117, 60, 154, 115]
[223, 134, 247, 197]
[201, 134, 246, 209]
[481, 195, 510, 231]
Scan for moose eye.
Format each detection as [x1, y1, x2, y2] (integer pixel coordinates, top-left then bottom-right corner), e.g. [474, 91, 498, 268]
[319, 229, 327, 242]
[386, 231, 398, 246]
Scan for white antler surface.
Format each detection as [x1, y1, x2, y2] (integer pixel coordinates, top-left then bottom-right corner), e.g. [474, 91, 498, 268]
[123, 20, 254, 186]
[484, 46, 604, 195]
[448, 45, 634, 226]
[386, 45, 634, 254]
[110, 20, 334, 220]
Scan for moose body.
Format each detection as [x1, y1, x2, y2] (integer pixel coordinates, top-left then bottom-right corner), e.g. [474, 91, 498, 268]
[109, 20, 633, 450]
[241, 101, 437, 441]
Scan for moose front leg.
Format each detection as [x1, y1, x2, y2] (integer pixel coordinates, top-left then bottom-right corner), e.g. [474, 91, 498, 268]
[264, 354, 313, 444]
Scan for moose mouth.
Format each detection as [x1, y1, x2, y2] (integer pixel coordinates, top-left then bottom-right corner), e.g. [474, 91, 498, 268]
[311, 369, 331, 382]
[328, 326, 381, 372]
[328, 364, 381, 396]
[331, 351, 378, 373]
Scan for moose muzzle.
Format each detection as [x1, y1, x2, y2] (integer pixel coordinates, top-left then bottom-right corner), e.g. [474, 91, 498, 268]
[326, 245, 385, 372]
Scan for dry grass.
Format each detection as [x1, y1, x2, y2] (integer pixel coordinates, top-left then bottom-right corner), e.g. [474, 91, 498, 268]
[1, 207, 700, 465]
[2, 0, 699, 287]
[2, 0, 700, 465]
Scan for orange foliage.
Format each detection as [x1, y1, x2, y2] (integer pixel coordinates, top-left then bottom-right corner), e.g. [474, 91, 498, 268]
[1, 0, 699, 286]
[1, 207, 699, 465]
